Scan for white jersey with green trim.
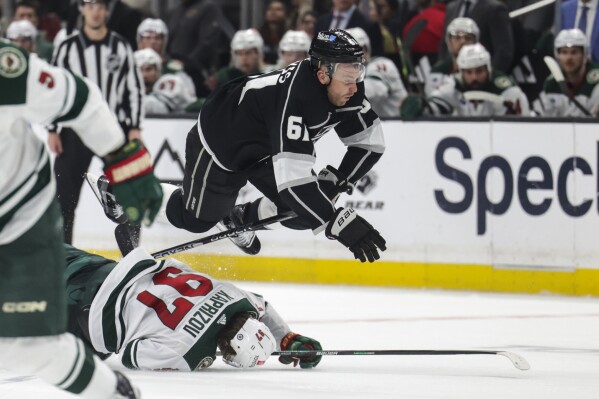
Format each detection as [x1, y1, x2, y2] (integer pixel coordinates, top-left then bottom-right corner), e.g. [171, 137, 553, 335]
[427, 72, 530, 117]
[0, 42, 124, 244]
[88, 247, 290, 371]
[533, 63, 599, 117]
[364, 57, 407, 118]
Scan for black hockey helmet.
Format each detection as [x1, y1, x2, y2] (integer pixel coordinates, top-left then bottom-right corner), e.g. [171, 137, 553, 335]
[309, 29, 364, 68]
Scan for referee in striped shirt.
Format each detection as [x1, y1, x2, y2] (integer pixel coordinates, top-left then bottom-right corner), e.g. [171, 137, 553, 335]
[48, 0, 144, 244]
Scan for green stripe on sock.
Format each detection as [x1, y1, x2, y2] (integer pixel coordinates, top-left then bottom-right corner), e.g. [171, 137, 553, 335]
[57, 340, 82, 388]
[64, 346, 96, 394]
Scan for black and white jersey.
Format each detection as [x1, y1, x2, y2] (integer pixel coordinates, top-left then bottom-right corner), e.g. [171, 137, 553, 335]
[52, 30, 143, 129]
[199, 59, 385, 232]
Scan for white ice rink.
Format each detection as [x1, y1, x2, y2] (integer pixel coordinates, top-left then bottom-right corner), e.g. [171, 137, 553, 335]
[1, 283, 598, 399]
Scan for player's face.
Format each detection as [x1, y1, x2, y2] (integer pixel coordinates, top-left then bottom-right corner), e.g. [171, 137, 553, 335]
[448, 33, 477, 57]
[557, 47, 585, 74]
[10, 37, 34, 52]
[298, 14, 316, 37]
[138, 33, 165, 55]
[81, 3, 108, 30]
[322, 64, 362, 106]
[280, 51, 307, 67]
[462, 65, 489, 88]
[140, 64, 160, 87]
[14, 6, 38, 27]
[265, 1, 287, 23]
[234, 49, 261, 75]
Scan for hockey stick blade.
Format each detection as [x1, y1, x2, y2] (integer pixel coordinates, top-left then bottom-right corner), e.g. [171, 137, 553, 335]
[269, 349, 530, 371]
[463, 90, 505, 104]
[543, 56, 591, 116]
[150, 212, 296, 259]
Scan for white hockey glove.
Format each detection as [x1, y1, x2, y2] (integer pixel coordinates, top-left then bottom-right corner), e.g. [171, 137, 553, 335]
[317, 165, 355, 203]
[325, 208, 386, 263]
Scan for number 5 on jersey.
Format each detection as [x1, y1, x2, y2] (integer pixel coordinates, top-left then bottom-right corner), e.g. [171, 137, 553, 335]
[287, 116, 309, 141]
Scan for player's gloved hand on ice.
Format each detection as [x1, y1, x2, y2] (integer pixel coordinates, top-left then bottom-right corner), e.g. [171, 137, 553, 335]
[103, 139, 163, 226]
[279, 332, 322, 369]
[326, 207, 386, 263]
[317, 165, 354, 203]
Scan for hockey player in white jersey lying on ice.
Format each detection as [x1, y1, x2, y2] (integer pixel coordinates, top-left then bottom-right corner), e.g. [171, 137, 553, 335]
[64, 244, 322, 371]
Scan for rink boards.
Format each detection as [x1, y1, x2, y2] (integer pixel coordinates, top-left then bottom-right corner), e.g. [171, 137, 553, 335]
[65, 116, 599, 296]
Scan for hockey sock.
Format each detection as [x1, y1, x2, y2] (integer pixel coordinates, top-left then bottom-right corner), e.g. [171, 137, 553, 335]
[0, 333, 118, 399]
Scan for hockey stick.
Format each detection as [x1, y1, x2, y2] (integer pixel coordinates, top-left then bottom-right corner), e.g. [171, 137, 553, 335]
[463, 90, 505, 104]
[270, 349, 530, 371]
[509, 0, 556, 18]
[397, 19, 428, 95]
[150, 212, 296, 259]
[462, 90, 520, 113]
[84, 173, 296, 258]
[543, 56, 592, 116]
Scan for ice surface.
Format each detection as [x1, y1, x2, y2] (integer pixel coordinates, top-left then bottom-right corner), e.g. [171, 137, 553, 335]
[1, 283, 598, 398]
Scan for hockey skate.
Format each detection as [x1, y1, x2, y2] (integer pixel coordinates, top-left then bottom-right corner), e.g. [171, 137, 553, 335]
[217, 204, 261, 255]
[113, 371, 141, 399]
[85, 173, 139, 255]
[84, 173, 127, 224]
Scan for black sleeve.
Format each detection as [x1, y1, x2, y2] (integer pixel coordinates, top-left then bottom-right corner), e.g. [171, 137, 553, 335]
[270, 64, 336, 233]
[334, 98, 386, 183]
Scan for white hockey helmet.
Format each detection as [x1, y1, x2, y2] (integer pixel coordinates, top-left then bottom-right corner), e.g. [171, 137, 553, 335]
[231, 29, 264, 54]
[457, 43, 491, 72]
[137, 18, 169, 43]
[134, 48, 162, 71]
[6, 20, 37, 40]
[446, 17, 480, 42]
[222, 318, 276, 369]
[279, 30, 311, 54]
[554, 28, 589, 58]
[345, 27, 371, 54]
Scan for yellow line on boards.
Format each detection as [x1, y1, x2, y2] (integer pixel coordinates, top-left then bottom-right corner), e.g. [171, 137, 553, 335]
[86, 250, 599, 296]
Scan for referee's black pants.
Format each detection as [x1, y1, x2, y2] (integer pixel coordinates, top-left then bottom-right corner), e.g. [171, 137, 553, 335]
[54, 128, 94, 244]
[165, 124, 310, 234]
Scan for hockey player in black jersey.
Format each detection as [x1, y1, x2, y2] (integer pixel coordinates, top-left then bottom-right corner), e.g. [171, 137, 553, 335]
[164, 29, 387, 263]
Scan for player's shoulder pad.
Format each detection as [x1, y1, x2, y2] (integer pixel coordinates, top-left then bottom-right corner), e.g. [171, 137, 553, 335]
[586, 62, 599, 86]
[492, 71, 516, 91]
[0, 40, 29, 79]
[366, 57, 399, 79]
[165, 59, 184, 72]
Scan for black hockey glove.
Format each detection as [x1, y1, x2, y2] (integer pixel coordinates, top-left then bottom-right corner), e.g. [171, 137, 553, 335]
[317, 165, 354, 203]
[325, 208, 387, 263]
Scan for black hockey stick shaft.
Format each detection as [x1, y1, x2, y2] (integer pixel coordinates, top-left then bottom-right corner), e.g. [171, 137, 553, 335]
[557, 81, 592, 116]
[272, 349, 530, 370]
[150, 212, 296, 258]
[276, 349, 498, 356]
[397, 19, 428, 96]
